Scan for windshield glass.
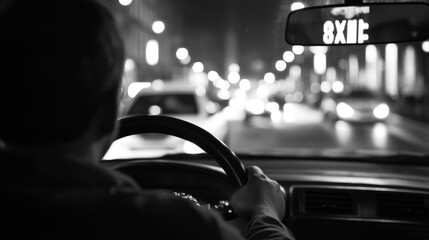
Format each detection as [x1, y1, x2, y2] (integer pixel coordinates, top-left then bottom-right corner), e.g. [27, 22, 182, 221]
[103, 0, 429, 160]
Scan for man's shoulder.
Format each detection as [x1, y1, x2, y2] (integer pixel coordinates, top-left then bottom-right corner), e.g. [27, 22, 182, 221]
[3, 189, 241, 239]
[0, 149, 138, 189]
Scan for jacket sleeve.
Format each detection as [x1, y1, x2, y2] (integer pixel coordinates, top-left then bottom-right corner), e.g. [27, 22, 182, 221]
[244, 215, 295, 240]
[129, 192, 295, 240]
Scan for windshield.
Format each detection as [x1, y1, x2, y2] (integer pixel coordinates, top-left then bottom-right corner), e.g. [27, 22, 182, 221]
[104, 0, 429, 160]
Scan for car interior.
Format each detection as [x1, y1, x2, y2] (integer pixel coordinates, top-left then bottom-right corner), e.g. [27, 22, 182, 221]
[5, 0, 428, 239]
[100, 0, 429, 239]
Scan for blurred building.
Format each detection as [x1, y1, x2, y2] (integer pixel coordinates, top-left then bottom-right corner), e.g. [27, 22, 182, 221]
[100, 0, 183, 82]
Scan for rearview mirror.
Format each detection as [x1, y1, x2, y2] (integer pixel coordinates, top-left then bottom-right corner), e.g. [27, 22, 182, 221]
[285, 3, 429, 46]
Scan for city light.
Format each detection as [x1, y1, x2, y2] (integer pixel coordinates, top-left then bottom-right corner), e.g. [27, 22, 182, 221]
[152, 21, 165, 34]
[239, 79, 251, 91]
[119, 0, 132, 6]
[336, 102, 354, 119]
[146, 40, 159, 66]
[215, 79, 230, 90]
[228, 72, 240, 84]
[291, 2, 305, 11]
[320, 81, 331, 93]
[265, 102, 280, 113]
[228, 63, 240, 73]
[292, 45, 304, 55]
[283, 103, 296, 122]
[192, 62, 204, 73]
[365, 45, 378, 90]
[422, 41, 429, 53]
[206, 101, 220, 114]
[124, 58, 135, 72]
[176, 48, 189, 60]
[275, 60, 287, 72]
[181, 56, 191, 65]
[256, 85, 269, 98]
[217, 89, 231, 100]
[385, 44, 398, 97]
[152, 79, 164, 91]
[282, 51, 295, 63]
[314, 53, 326, 75]
[290, 65, 301, 78]
[404, 46, 417, 94]
[264, 72, 275, 84]
[332, 81, 344, 93]
[207, 71, 219, 81]
[366, 45, 377, 63]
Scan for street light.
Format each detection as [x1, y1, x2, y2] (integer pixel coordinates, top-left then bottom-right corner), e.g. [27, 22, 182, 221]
[152, 21, 165, 34]
[228, 63, 240, 73]
[292, 45, 304, 55]
[228, 72, 240, 84]
[239, 79, 251, 91]
[176, 48, 189, 60]
[192, 62, 204, 73]
[146, 40, 159, 66]
[314, 53, 326, 75]
[283, 51, 295, 63]
[291, 2, 305, 11]
[207, 71, 219, 81]
[275, 60, 287, 72]
[264, 72, 275, 84]
[119, 0, 132, 6]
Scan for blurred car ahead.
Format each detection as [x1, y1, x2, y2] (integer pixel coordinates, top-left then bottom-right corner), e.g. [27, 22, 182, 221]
[320, 89, 390, 122]
[105, 82, 227, 158]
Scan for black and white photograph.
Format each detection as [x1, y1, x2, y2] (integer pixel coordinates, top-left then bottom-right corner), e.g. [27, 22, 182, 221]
[1, 0, 429, 239]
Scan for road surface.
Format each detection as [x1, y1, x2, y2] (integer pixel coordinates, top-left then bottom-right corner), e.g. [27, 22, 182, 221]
[226, 103, 429, 155]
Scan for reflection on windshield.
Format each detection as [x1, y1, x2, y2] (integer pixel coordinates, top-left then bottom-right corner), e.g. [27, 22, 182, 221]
[102, 0, 429, 159]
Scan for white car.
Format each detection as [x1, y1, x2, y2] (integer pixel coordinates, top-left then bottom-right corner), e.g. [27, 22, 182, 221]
[105, 82, 227, 158]
[320, 89, 390, 122]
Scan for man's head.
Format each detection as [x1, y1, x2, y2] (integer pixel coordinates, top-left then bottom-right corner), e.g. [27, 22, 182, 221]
[0, 0, 125, 146]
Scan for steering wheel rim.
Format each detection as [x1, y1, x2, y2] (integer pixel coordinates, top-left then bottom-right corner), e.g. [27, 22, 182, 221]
[116, 115, 248, 188]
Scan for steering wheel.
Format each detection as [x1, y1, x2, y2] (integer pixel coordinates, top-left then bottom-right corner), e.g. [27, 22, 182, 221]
[111, 115, 248, 219]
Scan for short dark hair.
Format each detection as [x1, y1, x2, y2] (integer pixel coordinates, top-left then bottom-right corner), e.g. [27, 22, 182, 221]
[0, 0, 125, 145]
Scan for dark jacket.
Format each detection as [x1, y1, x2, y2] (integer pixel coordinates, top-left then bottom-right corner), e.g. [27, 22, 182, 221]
[0, 150, 294, 240]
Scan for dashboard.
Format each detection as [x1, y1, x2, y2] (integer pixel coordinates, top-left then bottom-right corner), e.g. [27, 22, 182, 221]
[103, 157, 429, 240]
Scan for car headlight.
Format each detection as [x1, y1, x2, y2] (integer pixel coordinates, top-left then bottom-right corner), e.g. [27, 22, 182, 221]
[373, 103, 390, 119]
[336, 102, 354, 119]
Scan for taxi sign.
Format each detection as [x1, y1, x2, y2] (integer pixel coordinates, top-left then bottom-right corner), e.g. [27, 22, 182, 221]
[286, 3, 429, 46]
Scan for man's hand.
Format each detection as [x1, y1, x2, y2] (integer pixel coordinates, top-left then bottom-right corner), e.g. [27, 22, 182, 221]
[230, 166, 286, 221]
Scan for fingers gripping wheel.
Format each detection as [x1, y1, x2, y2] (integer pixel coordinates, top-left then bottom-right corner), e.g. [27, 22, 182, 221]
[116, 115, 248, 188]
